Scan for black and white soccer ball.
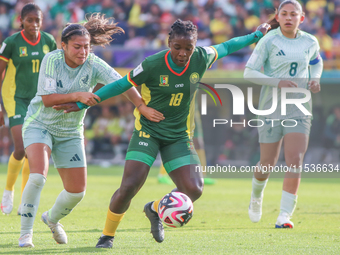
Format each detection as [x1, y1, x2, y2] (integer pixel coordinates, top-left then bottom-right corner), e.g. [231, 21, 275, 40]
[158, 192, 193, 228]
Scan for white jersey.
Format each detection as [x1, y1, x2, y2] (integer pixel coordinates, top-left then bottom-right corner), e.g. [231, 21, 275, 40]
[246, 27, 321, 119]
[23, 49, 122, 137]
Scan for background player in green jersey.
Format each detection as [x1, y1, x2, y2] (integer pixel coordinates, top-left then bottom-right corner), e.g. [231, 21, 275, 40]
[0, 3, 57, 216]
[18, 14, 163, 248]
[244, 0, 323, 228]
[56, 19, 270, 248]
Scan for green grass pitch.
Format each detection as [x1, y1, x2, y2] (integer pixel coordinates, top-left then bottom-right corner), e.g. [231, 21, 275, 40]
[0, 164, 339, 254]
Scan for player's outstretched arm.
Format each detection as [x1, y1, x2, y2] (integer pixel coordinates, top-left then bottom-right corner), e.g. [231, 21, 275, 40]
[212, 23, 271, 59]
[0, 59, 8, 127]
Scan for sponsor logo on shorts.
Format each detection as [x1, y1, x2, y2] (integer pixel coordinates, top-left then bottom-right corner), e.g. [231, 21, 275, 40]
[13, 114, 22, 119]
[41, 130, 47, 138]
[139, 141, 148, 146]
[70, 154, 81, 161]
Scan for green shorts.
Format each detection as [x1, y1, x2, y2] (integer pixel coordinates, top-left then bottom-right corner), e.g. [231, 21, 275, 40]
[258, 118, 312, 143]
[4, 97, 31, 128]
[126, 130, 200, 173]
[22, 125, 86, 169]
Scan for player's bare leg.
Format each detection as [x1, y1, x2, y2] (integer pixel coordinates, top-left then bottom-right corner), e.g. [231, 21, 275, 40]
[249, 140, 282, 223]
[275, 133, 308, 228]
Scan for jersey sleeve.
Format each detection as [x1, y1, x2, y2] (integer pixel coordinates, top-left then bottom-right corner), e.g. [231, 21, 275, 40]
[37, 53, 58, 95]
[50, 38, 57, 51]
[309, 38, 321, 65]
[201, 46, 218, 69]
[127, 60, 150, 87]
[93, 55, 122, 85]
[245, 38, 269, 71]
[0, 37, 13, 62]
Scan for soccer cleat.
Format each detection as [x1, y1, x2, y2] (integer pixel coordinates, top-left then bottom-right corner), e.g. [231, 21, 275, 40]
[41, 211, 68, 244]
[275, 212, 294, 228]
[95, 235, 114, 248]
[144, 201, 164, 243]
[248, 193, 263, 223]
[204, 178, 216, 185]
[17, 203, 22, 216]
[157, 175, 173, 185]
[1, 189, 14, 214]
[19, 233, 34, 247]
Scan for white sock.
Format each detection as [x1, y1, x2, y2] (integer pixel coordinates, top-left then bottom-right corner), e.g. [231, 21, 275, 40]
[280, 190, 297, 217]
[20, 173, 46, 236]
[48, 190, 85, 223]
[252, 177, 268, 198]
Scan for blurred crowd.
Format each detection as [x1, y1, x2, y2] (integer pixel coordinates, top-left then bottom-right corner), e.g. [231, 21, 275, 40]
[0, 0, 339, 68]
[0, 0, 340, 165]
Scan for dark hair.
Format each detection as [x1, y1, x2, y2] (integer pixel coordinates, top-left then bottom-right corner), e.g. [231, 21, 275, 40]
[267, 0, 304, 31]
[168, 19, 198, 41]
[62, 13, 124, 47]
[20, 3, 43, 29]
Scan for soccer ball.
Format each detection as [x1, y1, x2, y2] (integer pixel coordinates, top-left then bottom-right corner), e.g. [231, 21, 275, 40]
[158, 192, 193, 228]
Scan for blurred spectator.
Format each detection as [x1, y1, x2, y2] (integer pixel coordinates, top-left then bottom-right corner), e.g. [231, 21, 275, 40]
[209, 8, 233, 44]
[315, 27, 333, 60]
[0, 4, 10, 34]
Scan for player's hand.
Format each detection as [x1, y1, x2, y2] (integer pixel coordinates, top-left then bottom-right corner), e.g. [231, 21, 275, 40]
[77, 92, 101, 106]
[53, 102, 81, 113]
[308, 80, 320, 93]
[256, 23, 271, 36]
[0, 111, 4, 127]
[138, 104, 165, 122]
[278, 80, 298, 88]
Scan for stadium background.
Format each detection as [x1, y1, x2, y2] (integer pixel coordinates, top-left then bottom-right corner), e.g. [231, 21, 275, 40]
[0, 0, 339, 168]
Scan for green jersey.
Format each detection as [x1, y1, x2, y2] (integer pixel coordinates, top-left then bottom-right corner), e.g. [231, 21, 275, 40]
[0, 30, 57, 100]
[24, 50, 122, 138]
[127, 47, 217, 142]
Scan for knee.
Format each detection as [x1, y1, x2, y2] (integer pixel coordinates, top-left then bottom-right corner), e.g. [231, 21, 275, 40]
[28, 173, 46, 187]
[285, 153, 304, 167]
[13, 148, 25, 159]
[184, 181, 203, 202]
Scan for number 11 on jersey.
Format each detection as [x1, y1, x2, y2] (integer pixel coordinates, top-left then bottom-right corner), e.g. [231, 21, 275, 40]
[32, 59, 40, 73]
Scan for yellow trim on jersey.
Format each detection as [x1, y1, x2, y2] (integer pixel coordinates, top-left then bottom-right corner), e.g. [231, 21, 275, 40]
[0, 56, 9, 62]
[134, 83, 151, 130]
[186, 91, 197, 139]
[2, 59, 16, 117]
[209, 46, 218, 69]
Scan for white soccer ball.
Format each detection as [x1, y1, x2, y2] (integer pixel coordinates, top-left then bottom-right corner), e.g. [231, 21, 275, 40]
[158, 192, 194, 228]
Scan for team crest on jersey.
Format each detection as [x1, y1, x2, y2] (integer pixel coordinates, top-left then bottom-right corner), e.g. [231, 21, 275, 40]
[187, 141, 194, 150]
[79, 74, 89, 88]
[159, 75, 169, 86]
[43, 45, 50, 54]
[19, 47, 28, 57]
[190, 72, 199, 84]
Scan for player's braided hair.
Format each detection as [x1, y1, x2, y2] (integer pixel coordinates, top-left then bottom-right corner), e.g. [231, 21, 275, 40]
[168, 19, 197, 41]
[62, 13, 124, 47]
[20, 3, 43, 29]
[267, 0, 304, 30]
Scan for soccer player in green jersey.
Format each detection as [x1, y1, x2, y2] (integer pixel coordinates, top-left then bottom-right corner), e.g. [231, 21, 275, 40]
[244, 0, 323, 228]
[18, 14, 163, 248]
[0, 3, 57, 216]
[56, 19, 271, 248]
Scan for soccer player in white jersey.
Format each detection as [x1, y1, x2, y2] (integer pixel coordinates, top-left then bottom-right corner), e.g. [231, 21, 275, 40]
[18, 14, 164, 248]
[244, 0, 323, 228]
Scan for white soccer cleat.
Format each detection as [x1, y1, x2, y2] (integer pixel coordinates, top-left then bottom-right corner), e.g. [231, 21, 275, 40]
[19, 233, 34, 247]
[275, 212, 294, 228]
[248, 193, 263, 223]
[41, 211, 68, 244]
[1, 189, 14, 214]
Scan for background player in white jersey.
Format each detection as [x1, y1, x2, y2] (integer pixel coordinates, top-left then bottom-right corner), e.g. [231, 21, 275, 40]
[244, 0, 323, 228]
[19, 14, 164, 248]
